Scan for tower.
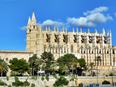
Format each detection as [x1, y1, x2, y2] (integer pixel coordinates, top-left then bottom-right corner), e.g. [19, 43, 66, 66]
[26, 12, 42, 54]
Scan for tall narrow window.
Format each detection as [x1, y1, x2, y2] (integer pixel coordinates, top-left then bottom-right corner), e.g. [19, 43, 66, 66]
[71, 45, 73, 53]
[46, 34, 50, 42]
[63, 35, 68, 43]
[74, 35, 77, 43]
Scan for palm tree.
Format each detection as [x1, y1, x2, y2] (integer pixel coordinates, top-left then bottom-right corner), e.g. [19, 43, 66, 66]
[0, 59, 8, 76]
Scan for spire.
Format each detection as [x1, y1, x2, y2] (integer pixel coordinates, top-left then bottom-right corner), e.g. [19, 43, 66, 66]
[76, 28, 78, 33]
[72, 28, 75, 33]
[56, 27, 58, 32]
[80, 27, 82, 32]
[109, 29, 112, 36]
[48, 27, 51, 32]
[66, 28, 68, 33]
[62, 27, 65, 32]
[45, 27, 48, 31]
[87, 28, 90, 33]
[53, 26, 57, 32]
[95, 28, 97, 34]
[102, 28, 105, 35]
[28, 17, 31, 25]
[31, 12, 37, 25]
[54, 26, 58, 32]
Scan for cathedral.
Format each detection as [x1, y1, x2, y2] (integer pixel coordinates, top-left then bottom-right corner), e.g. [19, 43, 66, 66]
[26, 12, 116, 67]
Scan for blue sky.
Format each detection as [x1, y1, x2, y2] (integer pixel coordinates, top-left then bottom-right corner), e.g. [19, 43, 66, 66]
[0, 0, 116, 50]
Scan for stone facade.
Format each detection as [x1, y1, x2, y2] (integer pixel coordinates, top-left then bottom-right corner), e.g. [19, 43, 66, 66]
[26, 12, 116, 66]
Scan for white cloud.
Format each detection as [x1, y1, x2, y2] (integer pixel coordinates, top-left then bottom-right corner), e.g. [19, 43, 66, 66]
[67, 17, 95, 27]
[42, 20, 64, 26]
[84, 6, 108, 15]
[87, 13, 112, 23]
[67, 6, 112, 27]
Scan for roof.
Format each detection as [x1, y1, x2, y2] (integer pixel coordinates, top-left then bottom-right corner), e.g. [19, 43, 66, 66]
[0, 50, 33, 54]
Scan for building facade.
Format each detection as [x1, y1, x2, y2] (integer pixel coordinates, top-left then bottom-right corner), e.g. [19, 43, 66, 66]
[0, 50, 33, 62]
[26, 12, 116, 66]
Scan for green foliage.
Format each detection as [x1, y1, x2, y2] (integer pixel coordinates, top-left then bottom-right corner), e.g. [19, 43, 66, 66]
[41, 52, 54, 62]
[29, 54, 43, 75]
[46, 75, 49, 81]
[102, 80, 110, 84]
[31, 83, 35, 87]
[9, 58, 29, 76]
[12, 76, 23, 86]
[41, 76, 44, 81]
[8, 85, 12, 87]
[53, 74, 58, 79]
[41, 52, 54, 70]
[58, 54, 78, 66]
[23, 80, 30, 86]
[6, 76, 9, 81]
[0, 58, 8, 75]
[78, 58, 86, 69]
[0, 80, 7, 86]
[57, 54, 78, 74]
[53, 76, 69, 87]
[31, 76, 37, 80]
[12, 76, 30, 86]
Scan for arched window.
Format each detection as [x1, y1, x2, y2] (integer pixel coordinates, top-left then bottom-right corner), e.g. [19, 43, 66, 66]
[84, 50, 85, 54]
[107, 50, 109, 54]
[92, 50, 94, 54]
[99, 49, 101, 54]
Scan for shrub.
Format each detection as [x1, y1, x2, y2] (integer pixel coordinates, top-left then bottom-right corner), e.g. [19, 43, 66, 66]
[8, 85, 12, 87]
[31, 83, 35, 87]
[102, 80, 110, 84]
[46, 75, 49, 81]
[6, 76, 9, 81]
[41, 76, 44, 81]
[12, 80, 24, 86]
[12, 76, 30, 86]
[31, 76, 37, 80]
[0, 80, 7, 86]
[53, 76, 69, 87]
[23, 80, 30, 86]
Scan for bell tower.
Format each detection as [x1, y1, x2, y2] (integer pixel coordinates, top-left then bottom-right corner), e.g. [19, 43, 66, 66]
[26, 12, 42, 54]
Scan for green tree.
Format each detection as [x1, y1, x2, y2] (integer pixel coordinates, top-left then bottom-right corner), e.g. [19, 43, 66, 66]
[9, 58, 29, 76]
[29, 54, 41, 75]
[53, 76, 69, 87]
[0, 59, 8, 76]
[78, 58, 86, 69]
[41, 52, 54, 72]
[57, 54, 78, 75]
